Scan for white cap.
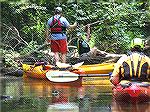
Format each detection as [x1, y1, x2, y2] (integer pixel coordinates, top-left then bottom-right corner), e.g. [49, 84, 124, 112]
[55, 7, 62, 12]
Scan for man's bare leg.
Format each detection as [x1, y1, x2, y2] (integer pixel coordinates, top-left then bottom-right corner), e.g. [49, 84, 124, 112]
[61, 53, 66, 63]
[54, 52, 60, 63]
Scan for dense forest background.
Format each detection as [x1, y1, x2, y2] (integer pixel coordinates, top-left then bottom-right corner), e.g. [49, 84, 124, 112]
[1, 0, 150, 67]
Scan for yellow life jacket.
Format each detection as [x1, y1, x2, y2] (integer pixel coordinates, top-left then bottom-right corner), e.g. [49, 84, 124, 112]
[119, 52, 150, 81]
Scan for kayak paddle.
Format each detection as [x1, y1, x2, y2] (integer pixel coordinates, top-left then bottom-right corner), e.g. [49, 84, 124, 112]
[46, 71, 79, 82]
[46, 71, 110, 83]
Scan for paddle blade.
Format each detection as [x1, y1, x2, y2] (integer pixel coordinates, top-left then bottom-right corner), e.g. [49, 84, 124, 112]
[72, 61, 84, 69]
[56, 61, 84, 69]
[46, 71, 79, 82]
[56, 62, 70, 68]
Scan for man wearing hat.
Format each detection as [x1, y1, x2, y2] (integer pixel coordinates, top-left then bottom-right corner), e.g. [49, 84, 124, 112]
[46, 7, 77, 63]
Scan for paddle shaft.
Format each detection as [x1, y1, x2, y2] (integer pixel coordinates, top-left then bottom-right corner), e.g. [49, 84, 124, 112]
[79, 74, 110, 77]
[51, 74, 110, 78]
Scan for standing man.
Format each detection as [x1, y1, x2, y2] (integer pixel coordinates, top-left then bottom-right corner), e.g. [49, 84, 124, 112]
[46, 7, 77, 63]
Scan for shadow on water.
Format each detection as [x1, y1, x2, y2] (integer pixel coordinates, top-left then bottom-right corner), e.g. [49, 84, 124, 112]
[1, 76, 150, 112]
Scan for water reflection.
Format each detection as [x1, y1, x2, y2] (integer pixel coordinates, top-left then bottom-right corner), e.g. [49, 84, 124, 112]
[111, 101, 150, 112]
[1, 76, 150, 112]
[1, 76, 24, 98]
[23, 77, 82, 98]
[47, 103, 79, 112]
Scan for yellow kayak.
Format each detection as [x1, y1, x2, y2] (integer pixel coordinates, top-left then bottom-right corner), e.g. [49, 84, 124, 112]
[22, 64, 50, 79]
[22, 63, 115, 79]
[79, 63, 114, 74]
[22, 63, 84, 79]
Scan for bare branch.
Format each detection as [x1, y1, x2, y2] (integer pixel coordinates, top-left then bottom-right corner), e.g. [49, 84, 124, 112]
[12, 26, 28, 46]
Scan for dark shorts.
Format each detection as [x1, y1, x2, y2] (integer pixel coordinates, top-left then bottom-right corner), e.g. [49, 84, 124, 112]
[49, 39, 67, 54]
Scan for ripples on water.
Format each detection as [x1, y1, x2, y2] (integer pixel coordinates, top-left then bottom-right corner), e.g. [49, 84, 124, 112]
[1, 76, 150, 112]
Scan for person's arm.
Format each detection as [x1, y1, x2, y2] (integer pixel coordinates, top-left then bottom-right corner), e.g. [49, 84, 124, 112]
[85, 24, 91, 42]
[45, 28, 50, 42]
[110, 55, 127, 86]
[45, 19, 52, 42]
[106, 53, 126, 58]
[110, 65, 121, 86]
[148, 66, 150, 80]
[145, 56, 150, 80]
[62, 17, 77, 30]
[68, 22, 77, 29]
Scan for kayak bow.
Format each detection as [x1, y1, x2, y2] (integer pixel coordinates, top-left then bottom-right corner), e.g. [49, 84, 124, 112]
[112, 82, 150, 103]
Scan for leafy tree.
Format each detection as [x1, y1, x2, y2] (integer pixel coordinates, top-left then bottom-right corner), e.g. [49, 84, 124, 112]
[1, 0, 150, 57]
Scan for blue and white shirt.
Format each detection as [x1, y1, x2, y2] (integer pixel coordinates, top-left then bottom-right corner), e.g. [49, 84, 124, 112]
[47, 15, 70, 40]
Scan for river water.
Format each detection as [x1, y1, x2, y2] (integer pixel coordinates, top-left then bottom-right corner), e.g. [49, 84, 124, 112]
[1, 76, 150, 112]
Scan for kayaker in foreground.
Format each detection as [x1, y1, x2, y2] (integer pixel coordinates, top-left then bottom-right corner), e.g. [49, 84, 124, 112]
[110, 38, 150, 86]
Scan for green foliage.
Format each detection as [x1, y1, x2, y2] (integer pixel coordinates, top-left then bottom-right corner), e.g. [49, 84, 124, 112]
[1, 0, 150, 55]
[74, 2, 149, 53]
[20, 41, 38, 55]
[1, 2, 49, 45]
[2, 49, 20, 67]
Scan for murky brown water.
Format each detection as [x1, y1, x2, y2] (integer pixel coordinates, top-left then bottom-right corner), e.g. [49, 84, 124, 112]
[1, 76, 150, 112]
